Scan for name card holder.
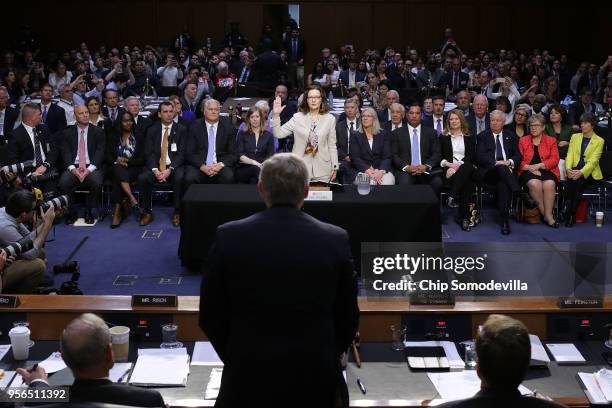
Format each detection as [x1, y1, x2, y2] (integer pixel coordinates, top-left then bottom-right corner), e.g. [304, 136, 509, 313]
[132, 294, 178, 307]
[557, 296, 603, 309]
[0, 295, 20, 308]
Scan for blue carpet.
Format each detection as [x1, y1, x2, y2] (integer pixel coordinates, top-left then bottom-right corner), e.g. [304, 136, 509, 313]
[41, 203, 611, 296]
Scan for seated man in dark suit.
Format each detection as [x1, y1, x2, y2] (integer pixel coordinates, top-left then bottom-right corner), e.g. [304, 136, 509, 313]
[200, 153, 359, 408]
[124, 96, 152, 140]
[39, 83, 67, 135]
[391, 103, 442, 194]
[335, 98, 360, 183]
[0, 87, 19, 144]
[338, 58, 366, 91]
[437, 58, 469, 97]
[422, 94, 447, 137]
[58, 105, 105, 224]
[468, 94, 491, 136]
[381, 103, 407, 132]
[269, 84, 297, 152]
[437, 314, 567, 408]
[184, 98, 236, 188]
[138, 101, 187, 227]
[17, 313, 165, 407]
[476, 110, 536, 235]
[101, 88, 125, 126]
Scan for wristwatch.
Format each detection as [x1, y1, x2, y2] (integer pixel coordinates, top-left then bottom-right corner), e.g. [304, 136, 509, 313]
[42, 162, 50, 169]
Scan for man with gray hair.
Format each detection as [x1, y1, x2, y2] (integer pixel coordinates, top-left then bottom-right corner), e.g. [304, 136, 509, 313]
[382, 102, 406, 131]
[17, 313, 166, 406]
[200, 153, 359, 408]
[378, 89, 400, 123]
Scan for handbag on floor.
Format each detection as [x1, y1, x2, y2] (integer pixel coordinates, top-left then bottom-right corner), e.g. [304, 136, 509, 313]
[521, 206, 541, 224]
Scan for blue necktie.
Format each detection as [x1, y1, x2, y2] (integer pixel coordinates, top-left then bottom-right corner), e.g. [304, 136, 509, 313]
[206, 125, 215, 165]
[411, 128, 421, 165]
[495, 134, 504, 161]
[41, 105, 48, 123]
[436, 119, 442, 137]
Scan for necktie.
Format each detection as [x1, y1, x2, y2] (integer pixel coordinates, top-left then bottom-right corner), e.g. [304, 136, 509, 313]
[110, 108, 116, 122]
[78, 129, 87, 172]
[33, 128, 43, 166]
[206, 125, 215, 165]
[478, 119, 484, 134]
[393, 124, 398, 130]
[349, 122, 354, 132]
[293, 39, 298, 57]
[495, 134, 504, 161]
[41, 105, 48, 123]
[411, 128, 421, 165]
[159, 126, 169, 171]
[436, 119, 442, 137]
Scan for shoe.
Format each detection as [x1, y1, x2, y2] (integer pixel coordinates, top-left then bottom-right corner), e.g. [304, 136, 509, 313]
[547, 221, 560, 228]
[461, 219, 471, 231]
[140, 212, 155, 226]
[171, 212, 180, 227]
[446, 196, 459, 208]
[111, 204, 122, 229]
[501, 219, 511, 235]
[520, 192, 538, 210]
[84, 211, 95, 224]
[565, 215, 575, 228]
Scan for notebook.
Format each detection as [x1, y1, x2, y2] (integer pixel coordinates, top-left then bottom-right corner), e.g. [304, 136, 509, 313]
[545, 343, 586, 364]
[129, 348, 190, 387]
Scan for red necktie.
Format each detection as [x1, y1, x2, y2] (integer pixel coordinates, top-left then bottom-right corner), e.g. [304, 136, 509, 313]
[78, 129, 87, 173]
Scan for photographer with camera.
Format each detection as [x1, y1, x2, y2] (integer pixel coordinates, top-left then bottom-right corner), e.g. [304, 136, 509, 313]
[0, 189, 55, 293]
[7, 103, 59, 194]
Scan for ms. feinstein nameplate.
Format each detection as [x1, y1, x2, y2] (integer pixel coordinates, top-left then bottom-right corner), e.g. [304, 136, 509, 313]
[305, 191, 333, 201]
[132, 294, 177, 307]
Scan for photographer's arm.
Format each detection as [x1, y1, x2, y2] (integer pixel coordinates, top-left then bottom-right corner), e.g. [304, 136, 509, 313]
[31, 207, 55, 255]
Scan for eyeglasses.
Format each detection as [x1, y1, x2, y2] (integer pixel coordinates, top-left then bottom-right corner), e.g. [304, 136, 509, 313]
[307, 96, 322, 100]
[515, 112, 527, 118]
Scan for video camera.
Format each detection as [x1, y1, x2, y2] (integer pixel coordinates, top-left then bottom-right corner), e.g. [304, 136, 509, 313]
[0, 236, 34, 258]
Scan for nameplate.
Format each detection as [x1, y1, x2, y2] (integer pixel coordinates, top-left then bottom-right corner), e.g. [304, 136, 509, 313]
[410, 292, 455, 306]
[305, 191, 333, 201]
[557, 296, 603, 309]
[132, 294, 177, 307]
[0, 295, 20, 308]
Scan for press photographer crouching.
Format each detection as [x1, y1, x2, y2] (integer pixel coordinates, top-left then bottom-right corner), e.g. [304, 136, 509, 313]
[0, 189, 55, 294]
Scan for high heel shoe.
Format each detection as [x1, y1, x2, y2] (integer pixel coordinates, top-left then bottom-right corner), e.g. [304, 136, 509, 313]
[111, 204, 122, 229]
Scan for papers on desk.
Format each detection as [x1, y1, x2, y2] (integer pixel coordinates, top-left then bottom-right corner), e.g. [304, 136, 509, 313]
[404, 341, 465, 370]
[233, 97, 250, 101]
[0, 344, 10, 361]
[0, 370, 16, 390]
[109, 362, 133, 383]
[40, 351, 67, 373]
[144, 104, 160, 110]
[129, 348, 190, 387]
[204, 368, 223, 399]
[577, 369, 612, 404]
[545, 343, 586, 364]
[428, 370, 532, 401]
[10, 373, 25, 388]
[191, 341, 223, 366]
[529, 334, 550, 367]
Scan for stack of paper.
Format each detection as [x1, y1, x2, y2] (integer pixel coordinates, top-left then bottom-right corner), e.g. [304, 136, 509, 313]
[0, 370, 16, 390]
[129, 348, 190, 387]
[545, 343, 586, 364]
[529, 334, 551, 367]
[405, 341, 465, 370]
[191, 342, 223, 366]
[204, 368, 223, 399]
[0, 345, 10, 361]
[577, 369, 612, 404]
[428, 370, 531, 401]
[39, 351, 68, 373]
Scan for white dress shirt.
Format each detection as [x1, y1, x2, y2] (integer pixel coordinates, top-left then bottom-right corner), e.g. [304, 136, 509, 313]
[402, 124, 422, 171]
[69, 125, 96, 172]
[441, 134, 465, 167]
[23, 124, 46, 163]
[205, 121, 219, 164]
[493, 132, 508, 163]
[153, 123, 173, 171]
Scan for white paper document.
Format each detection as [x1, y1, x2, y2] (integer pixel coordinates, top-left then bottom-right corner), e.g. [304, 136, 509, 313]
[0, 371, 16, 390]
[529, 334, 550, 366]
[595, 369, 612, 402]
[40, 351, 67, 373]
[404, 340, 465, 369]
[109, 362, 133, 383]
[204, 367, 223, 399]
[545, 343, 585, 363]
[0, 344, 10, 361]
[192, 342, 223, 366]
[129, 348, 190, 386]
[428, 370, 531, 401]
[577, 372, 608, 404]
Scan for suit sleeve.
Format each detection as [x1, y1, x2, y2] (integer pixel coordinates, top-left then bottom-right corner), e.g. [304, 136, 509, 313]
[349, 134, 368, 172]
[580, 137, 603, 179]
[129, 132, 146, 168]
[425, 129, 441, 169]
[542, 137, 560, 172]
[186, 125, 203, 168]
[380, 133, 392, 172]
[508, 133, 521, 167]
[173, 126, 186, 168]
[476, 133, 495, 170]
[271, 114, 295, 139]
[199, 228, 231, 362]
[60, 129, 74, 169]
[333, 230, 359, 356]
[219, 122, 237, 167]
[6, 133, 20, 164]
[92, 128, 106, 168]
[44, 129, 59, 168]
[391, 129, 407, 170]
[145, 128, 156, 170]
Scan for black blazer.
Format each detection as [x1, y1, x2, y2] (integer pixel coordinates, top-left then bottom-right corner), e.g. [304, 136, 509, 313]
[283, 36, 306, 62]
[422, 114, 447, 131]
[436, 388, 567, 408]
[236, 129, 275, 164]
[60, 124, 106, 171]
[7, 124, 58, 168]
[40, 103, 67, 135]
[101, 106, 126, 125]
[568, 101, 598, 126]
[438, 70, 469, 92]
[335, 119, 360, 159]
[199, 207, 359, 408]
[391, 125, 441, 170]
[187, 117, 237, 168]
[133, 115, 153, 139]
[467, 113, 491, 137]
[440, 134, 476, 166]
[1, 106, 18, 139]
[382, 120, 407, 132]
[31, 378, 165, 407]
[476, 128, 521, 177]
[144, 121, 187, 170]
[349, 130, 392, 172]
[105, 129, 145, 168]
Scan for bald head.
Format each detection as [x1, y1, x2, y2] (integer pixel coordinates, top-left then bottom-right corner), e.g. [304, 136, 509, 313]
[60, 313, 111, 374]
[74, 104, 90, 126]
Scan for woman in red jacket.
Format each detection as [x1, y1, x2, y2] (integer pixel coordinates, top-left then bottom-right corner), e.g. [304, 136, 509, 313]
[518, 113, 560, 227]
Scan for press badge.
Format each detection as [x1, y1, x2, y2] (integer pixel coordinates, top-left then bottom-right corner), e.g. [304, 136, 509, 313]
[171, 143, 177, 152]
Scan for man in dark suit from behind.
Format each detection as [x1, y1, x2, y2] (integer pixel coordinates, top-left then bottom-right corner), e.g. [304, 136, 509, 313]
[17, 313, 165, 407]
[58, 104, 105, 224]
[200, 153, 359, 408]
[253, 38, 285, 91]
[437, 314, 567, 408]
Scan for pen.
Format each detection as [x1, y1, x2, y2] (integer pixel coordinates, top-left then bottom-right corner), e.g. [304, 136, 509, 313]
[117, 368, 131, 383]
[357, 377, 367, 395]
[28, 363, 38, 373]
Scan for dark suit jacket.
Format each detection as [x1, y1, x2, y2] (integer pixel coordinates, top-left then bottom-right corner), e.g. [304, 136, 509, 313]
[40, 103, 67, 135]
[199, 207, 359, 408]
[338, 69, 366, 86]
[377, 109, 392, 124]
[437, 388, 567, 408]
[187, 117, 237, 168]
[101, 106, 126, 126]
[253, 51, 284, 89]
[7, 124, 58, 168]
[391, 125, 441, 171]
[440, 134, 476, 166]
[180, 96, 204, 120]
[31, 378, 165, 407]
[476, 128, 521, 177]
[145, 121, 187, 170]
[1, 106, 19, 140]
[236, 129, 275, 164]
[60, 124, 106, 171]
[134, 115, 153, 139]
[568, 101, 598, 126]
[349, 130, 392, 172]
[422, 114, 447, 132]
[335, 118, 359, 159]
[382, 120, 407, 132]
[105, 129, 145, 168]
[467, 113, 491, 137]
[283, 36, 306, 62]
[438, 70, 469, 93]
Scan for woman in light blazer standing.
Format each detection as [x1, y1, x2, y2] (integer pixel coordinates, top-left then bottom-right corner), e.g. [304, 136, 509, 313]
[272, 84, 339, 181]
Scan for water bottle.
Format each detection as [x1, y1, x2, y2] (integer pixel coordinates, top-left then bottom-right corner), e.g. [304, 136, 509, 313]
[328, 90, 334, 109]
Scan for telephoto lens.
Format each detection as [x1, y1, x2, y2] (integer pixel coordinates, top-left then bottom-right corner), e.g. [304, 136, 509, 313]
[0, 160, 34, 175]
[53, 260, 79, 275]
[0, 237, 34, 258]
[40, 195, 70, 212]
